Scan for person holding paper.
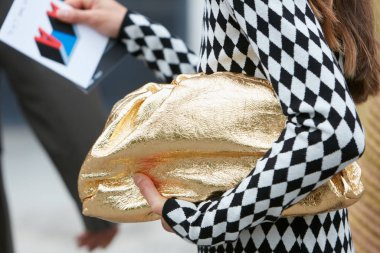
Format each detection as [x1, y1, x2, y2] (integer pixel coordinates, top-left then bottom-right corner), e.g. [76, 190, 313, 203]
[57, 0, 198, 82]
[57, 0, 380, 252]
[0, 0, 119, 252]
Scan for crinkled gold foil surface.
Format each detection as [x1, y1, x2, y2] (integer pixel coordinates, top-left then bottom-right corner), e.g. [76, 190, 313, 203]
[282, 162, 363, 216]
[78, 72, 363, 223]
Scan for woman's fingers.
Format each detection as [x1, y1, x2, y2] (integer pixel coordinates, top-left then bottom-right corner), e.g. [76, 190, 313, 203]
[161, 218, 174, 233]
[56, 9, 94, 25]
[76, 225, 118, 251]
[134, 174, 174, 233]
[64, 0, 84, 9]
[64, 0, 94, 9]
[59, 0, 94, 25]
[133, 173, 166, 216]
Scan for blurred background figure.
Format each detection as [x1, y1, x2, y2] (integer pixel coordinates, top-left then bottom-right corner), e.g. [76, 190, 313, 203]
[0, 0, 118, 251]
[349, 1, 380, 251]
[1, 0, 200, 252]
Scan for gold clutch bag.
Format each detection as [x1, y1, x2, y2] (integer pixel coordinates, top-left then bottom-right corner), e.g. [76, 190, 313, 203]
[79, 72, 364, 223]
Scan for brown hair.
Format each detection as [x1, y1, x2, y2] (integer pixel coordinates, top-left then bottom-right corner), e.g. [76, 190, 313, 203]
[308, 0, 380, 103]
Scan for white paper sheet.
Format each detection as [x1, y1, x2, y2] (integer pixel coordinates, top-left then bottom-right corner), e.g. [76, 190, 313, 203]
[0, 0, 109, 89]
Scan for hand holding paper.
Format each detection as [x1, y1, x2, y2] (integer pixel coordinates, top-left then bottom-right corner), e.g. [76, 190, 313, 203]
[57, 0, 127, 38]
[0, 0, 127, 89]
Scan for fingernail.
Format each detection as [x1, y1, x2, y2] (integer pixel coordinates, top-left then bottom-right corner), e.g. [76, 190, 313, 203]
[133, 174, 143, 185]
[57, 9, 70, 18]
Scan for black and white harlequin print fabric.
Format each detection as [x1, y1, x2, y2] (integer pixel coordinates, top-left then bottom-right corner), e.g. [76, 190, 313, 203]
[119, 0, 365, 252]
[119, 11, 199, 82]
[198, 209, 353, 253]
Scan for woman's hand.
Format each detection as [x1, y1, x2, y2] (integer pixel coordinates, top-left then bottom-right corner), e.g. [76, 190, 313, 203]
[56, 0, 127, 38]
[133, 173, 173, 233]
[77, 224, 118, 251]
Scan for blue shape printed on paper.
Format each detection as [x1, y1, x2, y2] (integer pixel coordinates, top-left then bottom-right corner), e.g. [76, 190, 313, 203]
[52, 30, 77, 56]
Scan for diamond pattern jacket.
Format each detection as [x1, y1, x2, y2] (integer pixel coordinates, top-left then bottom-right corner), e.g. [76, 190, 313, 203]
[118, 0, 365, 252]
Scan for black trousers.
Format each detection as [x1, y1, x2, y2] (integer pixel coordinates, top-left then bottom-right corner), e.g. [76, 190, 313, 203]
[0, 157, 13, 253]
[0, 44, 114, 252]
[0, 1, 114, 252]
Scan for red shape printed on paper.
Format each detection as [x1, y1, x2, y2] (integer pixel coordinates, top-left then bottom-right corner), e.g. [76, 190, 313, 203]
[34, 27, 61, 49]
[47, 2, 60, 18]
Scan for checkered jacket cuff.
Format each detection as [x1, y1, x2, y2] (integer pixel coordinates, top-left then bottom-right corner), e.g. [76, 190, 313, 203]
[118, 11, 198, 82]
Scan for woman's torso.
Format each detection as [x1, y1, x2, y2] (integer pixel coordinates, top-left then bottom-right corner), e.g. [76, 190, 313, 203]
[197, 1, 354, 252]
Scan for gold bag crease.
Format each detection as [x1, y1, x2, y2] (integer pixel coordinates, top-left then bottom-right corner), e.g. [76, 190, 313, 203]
[79, 72, 363, 223]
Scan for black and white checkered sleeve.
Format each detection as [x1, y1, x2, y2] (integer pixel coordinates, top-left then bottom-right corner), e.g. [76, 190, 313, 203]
[162, 0, 365, 246]
[118, 11, 199, 82]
